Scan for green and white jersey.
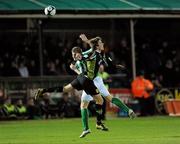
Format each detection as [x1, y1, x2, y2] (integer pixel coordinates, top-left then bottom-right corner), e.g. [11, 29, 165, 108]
[74, 60, 87, 74]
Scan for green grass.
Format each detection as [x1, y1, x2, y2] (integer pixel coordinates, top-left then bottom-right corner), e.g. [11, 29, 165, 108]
[0, 116, 180, 144]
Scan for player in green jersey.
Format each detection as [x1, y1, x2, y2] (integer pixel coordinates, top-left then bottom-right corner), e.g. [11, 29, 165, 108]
[35, 47, 105, 138]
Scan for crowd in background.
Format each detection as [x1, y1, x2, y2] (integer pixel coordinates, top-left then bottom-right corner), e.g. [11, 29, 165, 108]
[0, 33, 180, 87]
[0, 89, 83, 120]
[0, 85, 108, 120]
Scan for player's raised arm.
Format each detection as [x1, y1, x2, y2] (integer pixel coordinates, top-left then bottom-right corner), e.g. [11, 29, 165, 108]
[79, 34, 94, 58]
[79, 34, 101, 49]
[79, 34, 91, 45]
[80, 34, 102, 59]
[101, 52, 126, 70]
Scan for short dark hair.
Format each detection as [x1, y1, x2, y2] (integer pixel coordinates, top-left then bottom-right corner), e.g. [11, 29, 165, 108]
[89, 36, 102, 49]
[71, 46, 82, 54]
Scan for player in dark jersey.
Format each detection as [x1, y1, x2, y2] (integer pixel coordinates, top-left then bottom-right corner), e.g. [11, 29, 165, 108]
[78, 34, 136, 118]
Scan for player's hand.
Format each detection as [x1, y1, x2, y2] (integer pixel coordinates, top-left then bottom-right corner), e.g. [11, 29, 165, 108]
[79, 34, 89, 42]
[70, 63, 76, 70]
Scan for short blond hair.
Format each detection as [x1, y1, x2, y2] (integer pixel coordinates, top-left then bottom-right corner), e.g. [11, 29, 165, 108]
[71, 46, 82, 54]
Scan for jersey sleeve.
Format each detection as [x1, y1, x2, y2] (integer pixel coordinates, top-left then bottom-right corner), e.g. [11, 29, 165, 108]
[100, 53, 109, 67]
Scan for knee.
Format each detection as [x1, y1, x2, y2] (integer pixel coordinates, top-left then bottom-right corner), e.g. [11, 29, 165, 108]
[105, 95, 113, 102]
[80, 102, 88, 109]
[63, 85, 72, 92]
[96, 96, 104, 105]
[63, 87, 68, 92]
[100, 97, 104, 105]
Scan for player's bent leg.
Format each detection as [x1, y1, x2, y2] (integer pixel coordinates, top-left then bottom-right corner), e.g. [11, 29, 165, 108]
[34, 86, 64, 99]
[63, 84, 74, 93]
[80, 101, 91, 138]
[105, 95, 113, 102]
[105, 95, 136, 119]
[93, 94, 103, 105]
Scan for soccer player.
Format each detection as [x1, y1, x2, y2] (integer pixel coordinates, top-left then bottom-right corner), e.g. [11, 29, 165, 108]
[35, 48, 104, 138]
[76, 34, 136, 119]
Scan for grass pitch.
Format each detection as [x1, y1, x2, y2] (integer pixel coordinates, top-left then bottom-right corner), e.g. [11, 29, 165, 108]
[0, 116, 180, 144]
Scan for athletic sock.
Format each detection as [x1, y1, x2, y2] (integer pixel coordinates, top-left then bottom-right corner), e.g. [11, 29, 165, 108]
[112, 97, 129, 112]
[42, 86, 63, 93]
[81, 108, 89, 131]
[95, 104, 103, 125]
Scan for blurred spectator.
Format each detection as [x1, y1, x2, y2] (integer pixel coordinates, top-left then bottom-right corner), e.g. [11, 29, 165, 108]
[69, 90, 81, 117]
[39, 97, 49, 119]
[40, 93, 59, 119]
[1, 98, 16, 119]
[138, 42, 161, 76]
[28, 60, 39, 76]
[161, 59, 174, 87]
[26, 98, 40, 119]
[18, 62, 29, 77]
[0, 89, 4, 105]
[150, 73, 162, 88]
[0, 89, 5, 118]
[131, 71, 155, 116]
[45, 61, 58, 76]
[0, 60, 5, 76]
[15, 99, 27, 119]
[57, 92, 75, 118]
[9, 61, 20, 77]
[54, 58, 63, 74]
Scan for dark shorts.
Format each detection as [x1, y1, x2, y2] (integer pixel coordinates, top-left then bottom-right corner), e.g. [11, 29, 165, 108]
[71, 74, 99, 95]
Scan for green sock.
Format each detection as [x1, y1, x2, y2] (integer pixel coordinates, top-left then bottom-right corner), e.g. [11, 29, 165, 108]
[112, 97, 130, 112]
[81, 109, 89, 131]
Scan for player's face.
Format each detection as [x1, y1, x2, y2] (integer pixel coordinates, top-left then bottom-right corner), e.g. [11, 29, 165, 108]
[99, 64, 104, 72]
[72, 52, 82, 60]
[97, 40, 104, 51]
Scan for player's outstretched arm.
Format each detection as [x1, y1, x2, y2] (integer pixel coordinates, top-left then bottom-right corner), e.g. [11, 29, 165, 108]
[79, 34, 96, 59]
